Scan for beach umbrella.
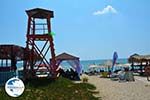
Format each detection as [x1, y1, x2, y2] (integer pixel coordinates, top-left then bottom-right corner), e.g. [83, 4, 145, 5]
[116, 63, 131, 68]
[89, 65, 98, 71]
[111, 52, 118, 73]
[89, 64, 103, 72]
[104, 60, 112, 71]
[89, 65, 98, 68]
[105, 60, 112, 67]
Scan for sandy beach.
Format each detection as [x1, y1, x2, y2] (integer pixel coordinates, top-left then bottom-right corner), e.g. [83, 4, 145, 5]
[85, 75, 150, 100]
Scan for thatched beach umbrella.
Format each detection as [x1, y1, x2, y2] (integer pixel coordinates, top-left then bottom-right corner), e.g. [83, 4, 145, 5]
[116, 63, 131, 69]
[128, 53, 150, 74]
[128, 53, 150, 63]
[104, 60, 112, 71]
[89, 65, 99, 69]
[89, 64, 98, 71]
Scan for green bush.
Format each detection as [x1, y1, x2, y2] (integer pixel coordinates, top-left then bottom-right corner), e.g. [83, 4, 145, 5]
[0, 77, 100, 100]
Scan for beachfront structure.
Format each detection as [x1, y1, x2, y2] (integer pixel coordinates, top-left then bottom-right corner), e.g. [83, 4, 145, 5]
[55, 52, 82, 75]
[0, 45, 24, 72]
[128, 54, 150, 75]
[24, 8, 57, 78]
[0, 45, 24, 85]
[0, 45, 41, 84]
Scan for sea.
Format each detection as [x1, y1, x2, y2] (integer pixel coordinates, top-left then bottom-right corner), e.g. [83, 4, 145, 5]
[58, 58, 128, 72]
[16, 58, 128, 72]
[0, 59, 128, 85]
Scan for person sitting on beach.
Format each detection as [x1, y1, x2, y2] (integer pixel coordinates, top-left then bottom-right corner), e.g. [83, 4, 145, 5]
[65, 69, 70, 78]
[124, 67, 135, 82]
[58, 68, 65, 77]
[118, 70, 125, 81]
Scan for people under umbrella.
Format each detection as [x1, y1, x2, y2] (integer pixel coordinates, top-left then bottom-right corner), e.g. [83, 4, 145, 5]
[57, 68, 80, 81]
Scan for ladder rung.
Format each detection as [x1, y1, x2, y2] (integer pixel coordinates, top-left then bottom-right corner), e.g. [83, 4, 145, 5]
[35, 28, 48, 30]
[33, 23, 47, 25]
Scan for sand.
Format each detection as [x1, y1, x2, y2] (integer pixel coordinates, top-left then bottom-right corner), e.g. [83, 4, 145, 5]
[85, 75, 150, 100]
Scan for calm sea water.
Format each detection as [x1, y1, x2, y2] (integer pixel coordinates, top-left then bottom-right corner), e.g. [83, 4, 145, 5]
[60, 58, 128, 72]
[15, 59, 128, 72]
[0, 59, 128, 85]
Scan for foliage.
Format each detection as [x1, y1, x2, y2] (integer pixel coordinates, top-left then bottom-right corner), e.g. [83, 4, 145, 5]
[0, 77, 100, 100]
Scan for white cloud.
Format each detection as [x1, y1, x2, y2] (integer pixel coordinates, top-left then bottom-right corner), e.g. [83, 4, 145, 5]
[93, 5, 117, 15]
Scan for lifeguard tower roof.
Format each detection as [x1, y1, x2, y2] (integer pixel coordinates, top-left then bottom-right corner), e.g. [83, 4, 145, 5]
[26, 8, 54, 19]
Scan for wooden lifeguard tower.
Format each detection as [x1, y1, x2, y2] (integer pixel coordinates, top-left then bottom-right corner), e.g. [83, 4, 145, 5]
[24, 8, 57, 78]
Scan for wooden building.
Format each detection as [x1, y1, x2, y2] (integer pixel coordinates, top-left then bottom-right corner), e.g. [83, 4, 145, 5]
[128, 54, 150, 75]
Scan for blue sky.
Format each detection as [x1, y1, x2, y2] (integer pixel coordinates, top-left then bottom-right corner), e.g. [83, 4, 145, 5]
[0, 0, 150, 60]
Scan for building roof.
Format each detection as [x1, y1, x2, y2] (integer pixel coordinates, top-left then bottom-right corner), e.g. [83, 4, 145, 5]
[0, 45, 25, 60]
[26, 8, 54, 18]
[0, 44, 41, 61]
[55, 52, 79, 60]
[128, 53, 150, 63]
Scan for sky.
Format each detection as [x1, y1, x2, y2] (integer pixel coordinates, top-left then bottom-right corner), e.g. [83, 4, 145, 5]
[0, 0, 150, 60]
